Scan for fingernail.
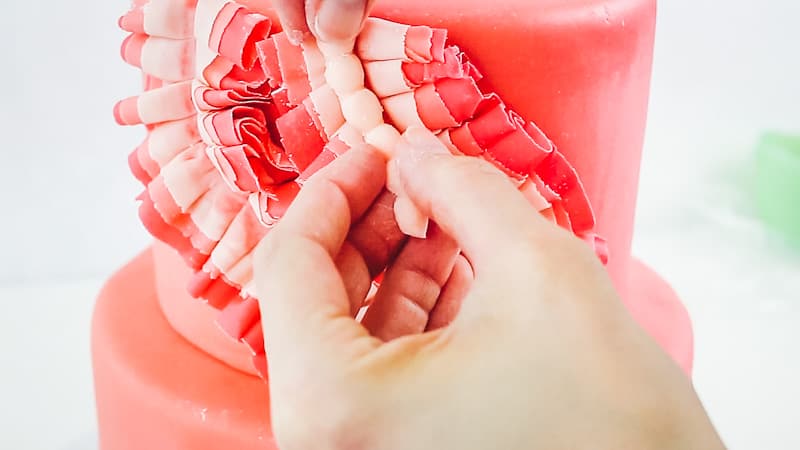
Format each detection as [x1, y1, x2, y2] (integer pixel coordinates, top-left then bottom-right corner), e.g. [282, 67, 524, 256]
[402, 126, 449, 154]
[393, 128, 448, 173]
[394, 196, 429, 239]
[314, 0, 367, 41]
[386, 158, 405, 196]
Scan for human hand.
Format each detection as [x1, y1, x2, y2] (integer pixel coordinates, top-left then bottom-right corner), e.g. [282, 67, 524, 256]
[254, 129, 725, 450]
[270, 0, 377, 44]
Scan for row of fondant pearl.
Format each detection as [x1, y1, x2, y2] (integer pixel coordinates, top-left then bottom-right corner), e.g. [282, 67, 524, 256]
[316, 39, 429, 238]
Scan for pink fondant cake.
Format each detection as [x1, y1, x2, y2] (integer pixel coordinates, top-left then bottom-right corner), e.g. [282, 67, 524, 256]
[93, 0, 693, 448]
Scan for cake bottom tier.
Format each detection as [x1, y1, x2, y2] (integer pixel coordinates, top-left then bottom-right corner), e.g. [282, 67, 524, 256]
[91, 248, 276, 450]
[92, 247, 693, 450]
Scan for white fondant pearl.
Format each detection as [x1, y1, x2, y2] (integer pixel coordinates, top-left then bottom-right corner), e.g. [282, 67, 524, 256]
[317, 39, 356, 59]
[364, 123, 402, 157]
[325, 53, 365, 95]
[335, 123, 366, 148]
[385, 158, 405, 198]
[381, 92, 424, 132]
[315, 36, 429, 240]
[341, 89, 384, 132]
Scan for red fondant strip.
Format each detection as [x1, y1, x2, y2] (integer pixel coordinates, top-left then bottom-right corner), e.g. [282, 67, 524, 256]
[535, 152, 595, 234]
[210, 5, 272, 69]
[435, 78, 483, 124]
[414, 83, 457, 130]
[217, 297, 261, 342]
[272, 32, 312, 106]
[241, 319, 265, 355]
[256, 37, 282, 89]
[447, 126, 483, 156]
[296, 147, 338, 184]
[275, 104, 326, 173]
[402, 46, 474, 86]
[121, 34, 145, 68]
[188, 270, 243, 308]
[486, 118, 552, 175]
[465, 96, 518, 148]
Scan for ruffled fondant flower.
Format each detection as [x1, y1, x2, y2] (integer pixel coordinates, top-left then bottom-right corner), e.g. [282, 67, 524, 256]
[116, 0, 608, 378]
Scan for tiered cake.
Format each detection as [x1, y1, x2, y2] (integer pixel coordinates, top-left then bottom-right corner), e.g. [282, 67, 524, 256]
[92, 0, 693, 448]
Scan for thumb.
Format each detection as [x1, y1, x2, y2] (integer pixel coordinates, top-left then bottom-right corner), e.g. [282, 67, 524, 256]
[308, 0, 375, 42]
[393, 129, 559, 277]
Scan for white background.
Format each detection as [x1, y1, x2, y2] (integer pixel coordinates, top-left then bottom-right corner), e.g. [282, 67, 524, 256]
[1, 0, 798, 448]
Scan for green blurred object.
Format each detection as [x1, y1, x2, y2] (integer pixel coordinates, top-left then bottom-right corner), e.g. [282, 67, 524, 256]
[756, 132, 800, 246]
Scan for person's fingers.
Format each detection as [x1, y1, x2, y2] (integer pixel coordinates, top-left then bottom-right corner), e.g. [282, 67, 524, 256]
[256, 146, 385, 381]
[394, 128, 557, 275]
[271, 0, 310, 44]
[336, 190, 407, 315]
[348, 190, 406, 276]
[361, 223, 459, 341]
[306, 0, 375, 42]
[274, 144, 386, 258]
[426, 254, 473, 331]
[333, 241, 372, 316]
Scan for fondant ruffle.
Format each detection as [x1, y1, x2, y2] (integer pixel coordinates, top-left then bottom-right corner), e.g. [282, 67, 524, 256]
[117, 0, 605, 378]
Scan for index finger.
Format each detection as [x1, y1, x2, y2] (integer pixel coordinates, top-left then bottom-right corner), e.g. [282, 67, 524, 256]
[272, 144, 387, 258]
[254, 145, 386, 379]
